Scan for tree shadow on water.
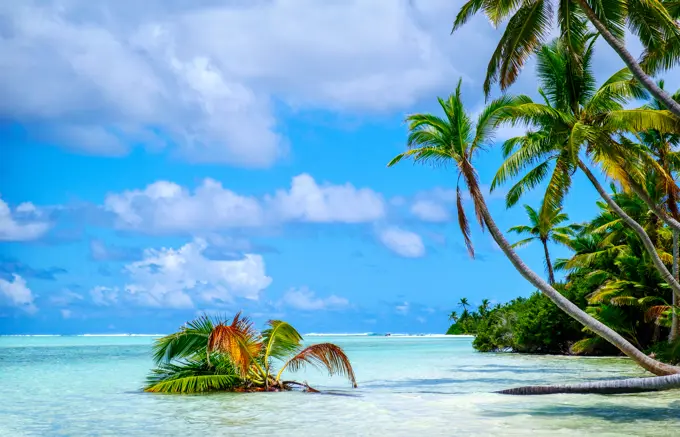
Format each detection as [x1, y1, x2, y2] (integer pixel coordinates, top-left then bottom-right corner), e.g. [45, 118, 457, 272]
[483, 401, 680, 423]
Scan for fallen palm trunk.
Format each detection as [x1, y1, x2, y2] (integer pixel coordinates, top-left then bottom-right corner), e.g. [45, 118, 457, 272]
[497, 373, 680, 395]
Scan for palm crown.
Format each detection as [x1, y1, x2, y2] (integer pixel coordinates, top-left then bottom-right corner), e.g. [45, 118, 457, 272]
[146, 313, 357, 393]
[388, 79, 526, 257]
[509, 204, 580, 283]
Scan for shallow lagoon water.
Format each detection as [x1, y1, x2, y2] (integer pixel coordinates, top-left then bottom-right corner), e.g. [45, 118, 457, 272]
[1, 335, 679, 436]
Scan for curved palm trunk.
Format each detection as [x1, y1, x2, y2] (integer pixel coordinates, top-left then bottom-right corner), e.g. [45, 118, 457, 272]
[498, 373, 680, 395]
[672, 230, 679, 342]
[461, 164, 680, 377]
[578, 160, 680, 302]
[573, 0, 680, 118]
[628, 182, 680, 233]
[541, 238, 556, 284]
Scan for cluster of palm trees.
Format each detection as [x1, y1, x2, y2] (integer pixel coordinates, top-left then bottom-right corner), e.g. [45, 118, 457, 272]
[145, 313, 357, 394]
[390, 1, 680, 394]
[447, 297, 491, 334]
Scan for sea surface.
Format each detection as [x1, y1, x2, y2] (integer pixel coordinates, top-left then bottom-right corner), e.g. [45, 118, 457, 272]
[1, 335, 679, 436]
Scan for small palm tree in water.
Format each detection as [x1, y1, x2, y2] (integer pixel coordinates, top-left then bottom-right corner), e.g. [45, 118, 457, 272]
[145, 312, 357, 394]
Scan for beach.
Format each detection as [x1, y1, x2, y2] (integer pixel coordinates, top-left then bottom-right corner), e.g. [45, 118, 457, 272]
[1, 335, 678, 436]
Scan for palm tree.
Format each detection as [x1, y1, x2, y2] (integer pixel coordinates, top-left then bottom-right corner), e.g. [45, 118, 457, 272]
[458, 297, 471, 312]
[479, 299, 491, 316]
[450, 0, 680, 117]
[145, 313, 357, 393]
[508, 205, 579, 284]
[387, 79, 680, 393]
[640, 82, 680, 341]
[448, 310, 459, 323]
[491, 35, 680, 303]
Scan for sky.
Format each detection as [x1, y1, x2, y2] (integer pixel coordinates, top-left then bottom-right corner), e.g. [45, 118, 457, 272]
[2, 0, 679, 335]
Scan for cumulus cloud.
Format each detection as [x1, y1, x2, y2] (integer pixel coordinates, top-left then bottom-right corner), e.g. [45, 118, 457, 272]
[378, 227, 425, 258]
[280, 287, 349, 311]
[91, 239, 272, 309]
[0, 0, 504, 166]
[0, 197, 50, 241]
[410, 199, 450, 222]
[0, 274, 37, 313]
[104, 174, 384, 233]
[267, 174, 385, 223]
[90, 286, 119, 307]
[104, 179, 264, 233]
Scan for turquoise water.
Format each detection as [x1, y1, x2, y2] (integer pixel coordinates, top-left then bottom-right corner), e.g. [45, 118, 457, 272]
[1, 335, 679, 436]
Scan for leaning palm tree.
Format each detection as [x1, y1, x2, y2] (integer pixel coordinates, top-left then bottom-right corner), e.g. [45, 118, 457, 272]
[492, 35, 680, 303]
[388, 79, 680, 394]
[451, 0, 680, 117]
[145, 313, 357, 393]
[508, 205, 579, 284]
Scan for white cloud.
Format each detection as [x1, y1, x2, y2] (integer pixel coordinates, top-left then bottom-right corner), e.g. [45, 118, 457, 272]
[0, 198, 50, 241]
[0, 0, 502, 166]
[280, 287, 349, 311]
[50, 290, 84, 307]
[105, 179, 264, 232]
[378, 227, 425, 258]
[60, 309, 72, 319]
[410, 200, 450, 222]
[395, 301, 410, 314]
[105, 174, 384, 233]
[267, 174, 385, 223]
[90, 286, 120, 307]
[0, 274, 37, 313]
[109, 238, 273, 308]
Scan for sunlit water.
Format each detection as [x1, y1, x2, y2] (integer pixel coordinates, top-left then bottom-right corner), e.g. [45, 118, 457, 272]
[1, 335, 679, 436]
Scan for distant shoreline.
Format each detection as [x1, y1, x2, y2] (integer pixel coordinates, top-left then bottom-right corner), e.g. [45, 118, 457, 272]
[1, 333, 476, 338]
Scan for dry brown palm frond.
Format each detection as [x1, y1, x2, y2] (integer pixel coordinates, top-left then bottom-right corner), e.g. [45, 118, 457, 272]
[280, 343, 357, 388]
[207, 312, 263, 376]
[457, 185, 474, 258]
[645, 305, 671, 324]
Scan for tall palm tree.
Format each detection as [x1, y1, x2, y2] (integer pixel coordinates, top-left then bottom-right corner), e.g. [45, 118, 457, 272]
[146, 313, 357, 393]
[387, 79, 680, 388]
[508, 205, 579, 284]
[451, 0, 680, 117]
[491, 35, 680, 302]
[640, 82, 680, 341]
[458, 297, 471, 312]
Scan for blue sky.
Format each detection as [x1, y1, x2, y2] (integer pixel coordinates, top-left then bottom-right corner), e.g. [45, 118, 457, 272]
[1, 1, 679, 335]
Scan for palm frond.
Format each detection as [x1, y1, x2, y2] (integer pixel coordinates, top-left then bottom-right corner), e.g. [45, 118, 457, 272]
[278, 343, 358, 388]
[144, 357, 240, 394]
[152, 314, 214, 364]
[484, 0, 553, 96]
[207, 312, 263, 377]
[457, 184, 475, 258]
[262, 320, 303, 365]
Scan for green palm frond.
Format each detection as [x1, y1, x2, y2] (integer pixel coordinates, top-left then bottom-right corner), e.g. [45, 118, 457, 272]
[144, 357, 241, 394]
[152, 314, 214, 364]
[484, 0, 553, 96]
[262, 320, 303, 365]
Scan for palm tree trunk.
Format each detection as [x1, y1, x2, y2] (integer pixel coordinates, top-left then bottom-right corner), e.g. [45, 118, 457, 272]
[671, 230, 679, 342]
[461, 163, 680, 377]
[541, 238, 556, 284]
[577, 160, 680, 302]
[498, 373, 680, 395]
[573, 0, 680, 118]
[628, 182, 680, 233]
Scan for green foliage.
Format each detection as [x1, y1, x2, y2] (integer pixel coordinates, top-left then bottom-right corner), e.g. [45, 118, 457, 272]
[459, 186, 679, 359]
[145, 313, 356, 394]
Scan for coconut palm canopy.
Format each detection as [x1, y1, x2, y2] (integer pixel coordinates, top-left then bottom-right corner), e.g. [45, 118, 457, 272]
[145, 313, 357, 394]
